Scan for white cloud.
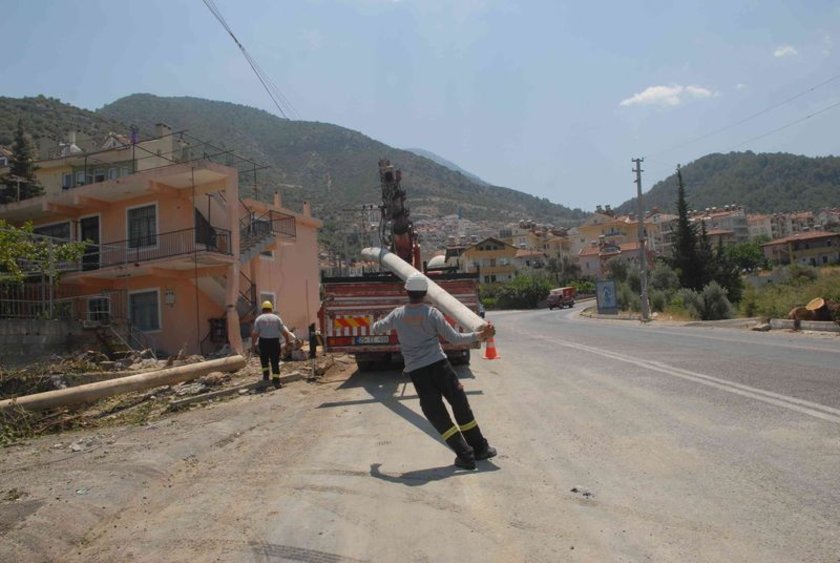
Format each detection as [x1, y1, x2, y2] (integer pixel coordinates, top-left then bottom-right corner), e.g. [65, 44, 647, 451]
[736, 83, 748, 90]
[619, 84, 714, 107]
[774, 45, 798, 58]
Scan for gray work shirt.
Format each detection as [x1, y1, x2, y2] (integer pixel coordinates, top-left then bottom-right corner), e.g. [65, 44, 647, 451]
[372, 303, 478, 373]
[252, 312, 286, 339]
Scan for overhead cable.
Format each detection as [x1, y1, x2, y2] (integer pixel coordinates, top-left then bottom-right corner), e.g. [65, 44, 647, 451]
[201, 0, 299, 120]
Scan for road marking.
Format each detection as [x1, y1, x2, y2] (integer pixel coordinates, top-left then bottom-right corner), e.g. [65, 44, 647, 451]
[528, 333, 840, 425]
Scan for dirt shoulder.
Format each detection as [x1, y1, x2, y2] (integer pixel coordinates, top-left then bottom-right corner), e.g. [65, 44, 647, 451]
[0, 353, 358, 562]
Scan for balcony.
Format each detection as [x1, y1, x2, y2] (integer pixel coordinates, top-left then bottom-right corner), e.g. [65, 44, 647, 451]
[73, 227, 233, 276]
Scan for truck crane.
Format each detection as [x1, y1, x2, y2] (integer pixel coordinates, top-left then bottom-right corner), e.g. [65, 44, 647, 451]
[318, 160, 481, 370]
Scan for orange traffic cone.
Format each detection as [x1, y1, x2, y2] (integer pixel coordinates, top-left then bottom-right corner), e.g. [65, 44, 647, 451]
[482, 335, 500, 360]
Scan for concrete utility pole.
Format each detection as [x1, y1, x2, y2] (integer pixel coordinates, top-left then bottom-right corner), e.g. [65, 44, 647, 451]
[632, 158, 651, 322]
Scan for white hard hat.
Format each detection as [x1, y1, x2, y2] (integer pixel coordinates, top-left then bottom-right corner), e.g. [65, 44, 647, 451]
[405, 273, 429, 292]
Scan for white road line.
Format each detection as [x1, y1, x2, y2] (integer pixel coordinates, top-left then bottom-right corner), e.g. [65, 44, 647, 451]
[528, 333, 840, 425]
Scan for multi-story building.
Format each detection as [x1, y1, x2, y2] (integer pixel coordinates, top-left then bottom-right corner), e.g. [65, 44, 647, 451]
[461, 237, 517, 283]
[0, 127, 321, 357]
[747, 214, 773, 240]
[690, 205, 749, 243]
[761, 231, 840, 266]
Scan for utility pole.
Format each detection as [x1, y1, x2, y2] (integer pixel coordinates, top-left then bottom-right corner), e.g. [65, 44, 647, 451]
[632, 158, 651, 322]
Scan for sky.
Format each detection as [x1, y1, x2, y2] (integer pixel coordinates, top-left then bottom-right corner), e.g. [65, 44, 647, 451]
[1, 0, 839, 211]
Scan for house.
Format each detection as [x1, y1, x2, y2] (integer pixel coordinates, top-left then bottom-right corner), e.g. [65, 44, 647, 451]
[514, 248, 546, 270]
[576, 239, 654, 278]
[761, 231, 840, 266]
[690, 205, 749, 244]
[0, 128, 322, 357]
[747, 214, 773, 240]
[461, 237, 517, 283]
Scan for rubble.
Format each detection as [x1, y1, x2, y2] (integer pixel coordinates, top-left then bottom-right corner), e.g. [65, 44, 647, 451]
[1, 348, 355, 445]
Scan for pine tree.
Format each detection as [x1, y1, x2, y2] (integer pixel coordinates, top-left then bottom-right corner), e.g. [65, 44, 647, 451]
[670, 165, 704, 290]
[1, 119, 43, 204]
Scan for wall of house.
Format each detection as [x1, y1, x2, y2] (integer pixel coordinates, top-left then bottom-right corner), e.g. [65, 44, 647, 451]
[114, 273, 226, 356]
[250, 219, 320, 338]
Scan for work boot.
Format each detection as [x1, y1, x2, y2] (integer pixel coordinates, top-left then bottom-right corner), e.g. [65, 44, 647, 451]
[454, 455, 476, 470]
[474, 445, 497, 460]
[272, 377, 283, 389]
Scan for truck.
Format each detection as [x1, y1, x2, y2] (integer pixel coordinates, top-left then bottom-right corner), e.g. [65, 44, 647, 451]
[547, 286, 576, 309]
[318, 159, 482, 370]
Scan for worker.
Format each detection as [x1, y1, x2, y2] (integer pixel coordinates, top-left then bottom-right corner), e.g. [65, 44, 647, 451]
[251, 300, 296, 389]
[372, 272, 497, 470]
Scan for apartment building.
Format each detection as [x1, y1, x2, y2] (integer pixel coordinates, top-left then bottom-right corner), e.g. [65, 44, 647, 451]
[461, 237, 518, 283]
[0, 128, 321, 357]
[761, 231, 840, 266]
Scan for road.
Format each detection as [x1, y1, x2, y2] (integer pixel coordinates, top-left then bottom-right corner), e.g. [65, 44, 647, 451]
[1, 304, 839, 562]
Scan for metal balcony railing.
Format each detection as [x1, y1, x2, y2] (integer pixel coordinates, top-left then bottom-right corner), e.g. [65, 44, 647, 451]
[93, 227, 232, 268]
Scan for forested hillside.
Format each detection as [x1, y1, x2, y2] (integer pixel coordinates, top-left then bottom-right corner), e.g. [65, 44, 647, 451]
[616, 152, 840, 214]
[0, 94, 585, 226]
[97, 94, 585, 225]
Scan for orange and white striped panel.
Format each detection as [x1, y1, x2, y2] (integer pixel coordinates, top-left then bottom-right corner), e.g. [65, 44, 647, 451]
[332, 315, 372, 337]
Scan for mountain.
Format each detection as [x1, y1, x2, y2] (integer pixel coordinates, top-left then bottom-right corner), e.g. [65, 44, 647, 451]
[615, 152, 840, 215]
[405, 148, 489, 186]
[1, 94, 585, 227]
[96, 94, 585, 226]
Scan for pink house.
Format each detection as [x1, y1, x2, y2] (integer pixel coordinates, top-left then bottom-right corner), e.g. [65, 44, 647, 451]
[0, 130, 321, 357]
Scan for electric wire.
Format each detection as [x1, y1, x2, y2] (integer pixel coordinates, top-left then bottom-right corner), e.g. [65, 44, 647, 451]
[644, 70, 840, 160]
[201, 0, 299, 120]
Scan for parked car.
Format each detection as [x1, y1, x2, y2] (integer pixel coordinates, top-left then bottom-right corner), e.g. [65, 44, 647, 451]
[547, 286, 576, 309]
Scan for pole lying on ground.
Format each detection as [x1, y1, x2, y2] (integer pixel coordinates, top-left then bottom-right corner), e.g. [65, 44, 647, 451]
[0, 355, 247, 413]
[361, 246, 487, 333]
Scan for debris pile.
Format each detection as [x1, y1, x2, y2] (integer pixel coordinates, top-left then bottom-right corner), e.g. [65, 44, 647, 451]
[0, 346, 353, 446]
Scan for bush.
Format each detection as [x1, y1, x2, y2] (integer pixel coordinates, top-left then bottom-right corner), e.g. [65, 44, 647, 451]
[494, 274, 552, 309]
[698, 281, 733, 320]
[784, 264, 818, 284]
[650, 263, 681, 292]
[649, 289, 668, 312]
[617, 282, 640, 312]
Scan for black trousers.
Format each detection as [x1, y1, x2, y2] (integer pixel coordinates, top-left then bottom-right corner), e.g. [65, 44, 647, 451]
[408, 359, 488, 459]
[258, 337, 281, 378]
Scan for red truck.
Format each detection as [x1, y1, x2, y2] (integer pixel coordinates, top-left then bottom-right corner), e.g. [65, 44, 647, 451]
[547, 286, 576, 309]
[318, 160, 481, 369]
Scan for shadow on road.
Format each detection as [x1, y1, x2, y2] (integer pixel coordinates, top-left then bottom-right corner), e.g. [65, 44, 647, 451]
[369, 461, 500, 486]
[317, 365, 483, 457]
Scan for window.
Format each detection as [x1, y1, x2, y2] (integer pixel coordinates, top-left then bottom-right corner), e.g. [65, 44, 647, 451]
[94, 169, 106, 183]
[129, 290, 160, 331]
[75, 170, 86, 185]
[88, 297, 111, 323]
[260, 250, 274, 258]
[0, 156, 7, 166]
[108, 167, 119, 180]
[128, 204, 157, 248]
[33, 222, 71, 241]
[62, 173, 73, 189]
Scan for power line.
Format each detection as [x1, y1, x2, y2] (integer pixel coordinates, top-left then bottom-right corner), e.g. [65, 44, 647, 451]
[201, 0, 299, 120]
[645, 70, 840, 159]
[725, 97, 840, 151]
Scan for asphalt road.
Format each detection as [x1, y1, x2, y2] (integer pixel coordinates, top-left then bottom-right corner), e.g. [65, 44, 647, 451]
[1, 305, 838, 562]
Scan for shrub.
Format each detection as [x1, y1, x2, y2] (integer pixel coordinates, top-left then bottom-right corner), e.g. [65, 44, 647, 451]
[698, 281, 733, 320]
[617, 282, 640, 312]
[649, 289, 668, 312]
[650, 263, 681, 292]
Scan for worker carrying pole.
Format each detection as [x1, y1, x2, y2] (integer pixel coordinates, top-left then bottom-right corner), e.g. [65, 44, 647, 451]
[371, 272, 497, 470]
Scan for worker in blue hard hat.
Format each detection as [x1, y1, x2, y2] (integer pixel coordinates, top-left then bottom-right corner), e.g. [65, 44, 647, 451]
[372, 272, 497, 470]
[251, 300, 296, 390]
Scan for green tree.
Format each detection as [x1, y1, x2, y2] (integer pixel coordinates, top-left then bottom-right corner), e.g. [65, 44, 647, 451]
[725, 241, 767, 273]
[0, 220, 87, 283]
[669, 165, 704, 290]
[1, 119, 43, 203]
